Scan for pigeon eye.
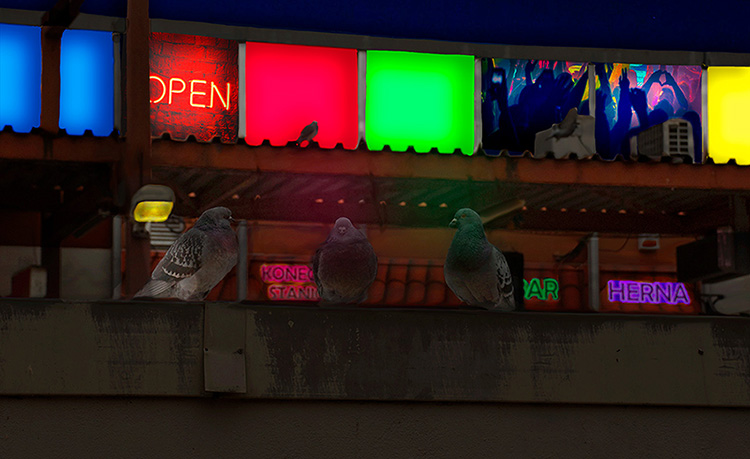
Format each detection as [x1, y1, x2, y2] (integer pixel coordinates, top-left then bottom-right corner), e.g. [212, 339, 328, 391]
[461, 214, 466, 218]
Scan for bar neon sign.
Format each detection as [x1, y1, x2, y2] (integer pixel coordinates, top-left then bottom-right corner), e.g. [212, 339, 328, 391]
[260, 263, 319, 301]
[607, 280, 690, 305]
[523, 278, 559, 301]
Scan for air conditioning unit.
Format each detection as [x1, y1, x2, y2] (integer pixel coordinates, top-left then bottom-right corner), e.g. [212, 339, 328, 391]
[677, 229, 750, 283]
[634, 119, 693, 160]
[145, 215, 185, 250]
[702, 274, 750, 315]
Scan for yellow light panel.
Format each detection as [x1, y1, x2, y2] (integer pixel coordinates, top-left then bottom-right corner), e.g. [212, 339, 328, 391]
[708, 67, 750, 165]
[133, 201, 174, 222]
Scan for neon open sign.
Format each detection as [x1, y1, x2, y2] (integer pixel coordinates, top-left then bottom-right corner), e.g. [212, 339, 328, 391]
[260, 264, 319, 301]
[607, 280, 690, 305]
[149, 32, 238, 142]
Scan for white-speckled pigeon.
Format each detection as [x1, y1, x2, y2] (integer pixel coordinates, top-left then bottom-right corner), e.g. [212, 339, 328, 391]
[296, 120, 318, 146]
[312, 217, 378, 305]
[444, 208, 516, 311]
[135, 207, 238, 301]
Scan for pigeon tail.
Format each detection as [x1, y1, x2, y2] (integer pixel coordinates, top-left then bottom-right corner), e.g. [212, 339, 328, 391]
[134, 279, 174, 299]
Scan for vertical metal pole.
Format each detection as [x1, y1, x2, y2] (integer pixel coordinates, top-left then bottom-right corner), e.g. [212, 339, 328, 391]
[588, 64, 596, 119]
[112, 215, 122, 299]
[357, 50, 367, 148]
[123, 0, 152, 297]
[474, 57, 482, 154]
[236, 220, 248, 301]
[701, 66, 708, 163]
[238, 43, 246, 139]
[588, 232, 600, 311]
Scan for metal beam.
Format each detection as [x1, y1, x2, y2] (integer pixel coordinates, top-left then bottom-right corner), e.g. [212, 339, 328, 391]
[150, 140, 750, 192]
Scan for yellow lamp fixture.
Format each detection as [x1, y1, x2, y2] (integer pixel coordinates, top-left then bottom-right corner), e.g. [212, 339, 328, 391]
[130, 184, 175, 223]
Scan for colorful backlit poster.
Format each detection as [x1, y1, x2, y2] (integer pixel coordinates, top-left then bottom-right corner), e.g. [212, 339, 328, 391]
[59, 29, 114, 136]
[149, 32, 238, 142]
[481, 59, 589, 154]
[244, 42, 359, 149]
[594, 63, 702, 161]
[707, 66, 750, 165]
[366, 50, 475, 155]
[0, 24, 41, 132]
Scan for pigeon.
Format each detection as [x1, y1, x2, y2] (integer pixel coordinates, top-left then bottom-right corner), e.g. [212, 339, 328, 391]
[296, 121, 318, 146]
[134, 207, 238, 301]
[312, 217, 378, 305]
[444, 208, 516, 311]
[546, 107, 579, 140]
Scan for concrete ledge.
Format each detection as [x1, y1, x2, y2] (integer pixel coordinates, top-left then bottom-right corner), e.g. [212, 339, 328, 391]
[1, 299, 749, 406]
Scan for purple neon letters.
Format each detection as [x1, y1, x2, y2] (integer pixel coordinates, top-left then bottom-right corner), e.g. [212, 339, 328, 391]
[607, 280, 691, 305]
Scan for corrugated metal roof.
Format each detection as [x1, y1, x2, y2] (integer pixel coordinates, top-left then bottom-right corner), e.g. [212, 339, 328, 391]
[153, 164, 748, 235]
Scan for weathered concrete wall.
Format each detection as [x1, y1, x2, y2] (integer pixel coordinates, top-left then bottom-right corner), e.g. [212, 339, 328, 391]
[2, 299, 750, 406]
[1, 397, 750, 458]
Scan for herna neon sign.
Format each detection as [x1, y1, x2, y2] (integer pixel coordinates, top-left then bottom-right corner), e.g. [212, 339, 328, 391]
[607, 280, 690, 305]
[260, 263, 319, 301]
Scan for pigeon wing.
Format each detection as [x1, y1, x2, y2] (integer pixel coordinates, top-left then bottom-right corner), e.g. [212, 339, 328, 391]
[492, 247, 516, 310]
[152, 229, 204, 282]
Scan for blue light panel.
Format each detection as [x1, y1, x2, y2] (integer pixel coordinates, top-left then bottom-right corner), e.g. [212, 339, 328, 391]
[59, 29, 114, 136]
[0, 24, 41, 132]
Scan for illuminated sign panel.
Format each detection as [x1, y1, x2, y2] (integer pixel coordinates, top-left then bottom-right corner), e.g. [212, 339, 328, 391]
[708, 66, 750, 165]
[149, 32, 238, 142]
[59, 29, 114, 136]
[260, 264, 319, 301]
[607, 280, 690, 305]
[523, 278, 559, 301]
[365, 50, 475, 154]
[244, 42, 359, 149]
[0, 24, 41, 132]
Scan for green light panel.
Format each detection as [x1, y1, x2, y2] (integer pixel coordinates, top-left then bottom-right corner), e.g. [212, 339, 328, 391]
[365, 51, 475, 155]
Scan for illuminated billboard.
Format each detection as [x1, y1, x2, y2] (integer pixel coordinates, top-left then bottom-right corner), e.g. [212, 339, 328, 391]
[0, 24, 41, 132]
[244, 42, 359, 149]
[149, 32, 239, 142]
[594, 63, 702, 161]
[707, 66, 750, 165]
[482, 59, 589, 155]
[59, 29, 114, 136]
[365, 50, 475, 154]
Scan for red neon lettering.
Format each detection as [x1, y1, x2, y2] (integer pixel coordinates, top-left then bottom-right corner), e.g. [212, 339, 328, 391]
[168, 77, 186, 104]
[210, 82, 230, 109]
[150, 75, 167, 103]
[265, 284, 320, 301]
[189, 80, 207, 108]
[260, 264, 314, 283]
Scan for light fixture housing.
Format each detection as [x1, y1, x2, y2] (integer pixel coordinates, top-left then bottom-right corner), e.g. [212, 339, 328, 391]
[131, 184, 175, 223]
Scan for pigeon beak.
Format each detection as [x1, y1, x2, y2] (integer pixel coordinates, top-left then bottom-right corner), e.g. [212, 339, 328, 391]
[338, 226, 346, 235]
[449, 218, 458, 228]
[229, 217, 236, 224]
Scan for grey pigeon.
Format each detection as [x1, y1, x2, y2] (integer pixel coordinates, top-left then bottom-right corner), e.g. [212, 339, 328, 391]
[546, 107, 579, 140]
[312, 217, 378, 305]
[296, 120, 318, 146]
[444, 208, 516, 311]
[135, 207, 238, 301]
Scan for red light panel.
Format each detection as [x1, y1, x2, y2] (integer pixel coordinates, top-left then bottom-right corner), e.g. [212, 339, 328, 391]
[149, 33, 239, 142]
[244, 42, 359, 149]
